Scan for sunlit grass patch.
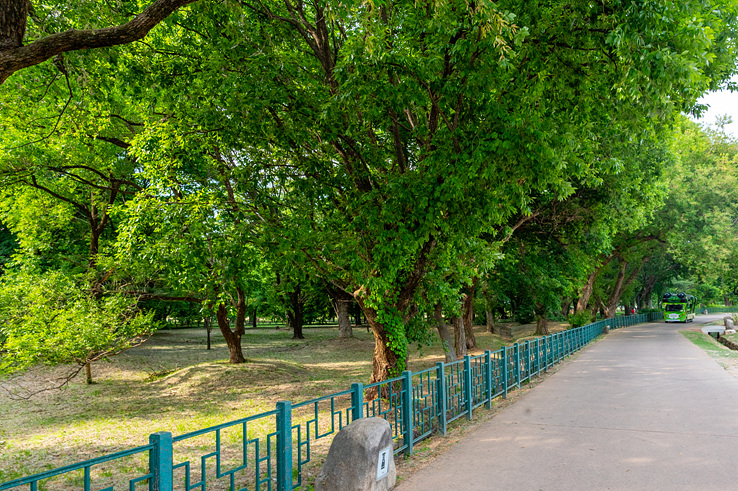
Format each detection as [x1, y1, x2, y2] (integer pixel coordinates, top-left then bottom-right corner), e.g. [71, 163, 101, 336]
[0, 324, 520, 490]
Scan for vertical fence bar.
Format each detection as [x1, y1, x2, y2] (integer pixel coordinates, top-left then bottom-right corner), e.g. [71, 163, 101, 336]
[501, 348, 508, 398]
[149, 432, 173, 491]
[436, 362, 447, 436]
[484, 351, 493, 409]
[524, 340, 530, 382]
[543, 336, 549, 371]
[463, 356, 473, 420]
[276, 401, 293, 491]
[514, 344, 521, 389]
[351, 382, 364, 421]
[402, 371, 414, 455]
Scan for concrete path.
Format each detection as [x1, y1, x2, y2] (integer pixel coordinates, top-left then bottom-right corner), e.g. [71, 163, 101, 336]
[394, 315, 738, 491]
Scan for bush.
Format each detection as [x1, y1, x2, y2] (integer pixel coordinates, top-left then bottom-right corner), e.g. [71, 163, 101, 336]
[636, 308, 660, 314]
[568, 310, 593, 328]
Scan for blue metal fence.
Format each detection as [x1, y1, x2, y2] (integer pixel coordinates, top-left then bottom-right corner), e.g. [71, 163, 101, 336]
[0, 312, 661, 491]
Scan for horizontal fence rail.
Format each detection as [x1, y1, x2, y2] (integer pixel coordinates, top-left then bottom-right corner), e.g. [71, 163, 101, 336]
[1, 312, 662, 491]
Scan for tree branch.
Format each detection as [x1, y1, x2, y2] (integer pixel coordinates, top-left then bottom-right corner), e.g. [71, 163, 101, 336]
[0, 0, 199, 84]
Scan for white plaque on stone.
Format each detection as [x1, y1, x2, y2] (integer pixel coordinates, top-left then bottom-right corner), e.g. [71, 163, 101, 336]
[376, 446, 392, 481]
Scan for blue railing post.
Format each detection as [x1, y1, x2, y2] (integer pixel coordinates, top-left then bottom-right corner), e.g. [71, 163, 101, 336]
[484, 351, 493, 409]
[543, 336, 549, 371]
[402, 370, 414, 455]
[524, 340, 530, 382]
[435, 362, 448, 436]
[149, 432, 173, 491]
[463, 355, 473, 420]
[276, 401, 293, 491]
[351, 382, 364, 422]
[514, 344, 521, 389]
[501, 348, 508, 398]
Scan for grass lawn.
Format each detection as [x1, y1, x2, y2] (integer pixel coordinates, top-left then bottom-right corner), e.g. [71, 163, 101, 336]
[2, 321, 562, 489]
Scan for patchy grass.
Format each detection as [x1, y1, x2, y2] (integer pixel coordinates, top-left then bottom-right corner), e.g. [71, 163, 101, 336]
[680, 330, 738, 381]
[0, 324, 517, 489]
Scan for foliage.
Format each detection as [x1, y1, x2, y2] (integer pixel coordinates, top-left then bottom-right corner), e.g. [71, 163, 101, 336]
[1, 0, 738, 381]
[568, 310, 593, 328]
[0, 270, 154, 378]
[664, 117, 738, 294]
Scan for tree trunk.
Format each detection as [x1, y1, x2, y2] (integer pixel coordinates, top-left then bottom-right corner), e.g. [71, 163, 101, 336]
[0, 1, 28, 51]
[287, 287, 305, 339]
[0, 0, 200, 85]
[216, 302, 246, 363]
[84, 361, 93, 385]
[336, 299, 353, 338]
[561, 299, 572, 318]
[354, 301, 362, 326]
[638, 274, 657, 309]
[603, 257, 648, 318]
[357, 298, 401, 400]
[433, 304, 457, 363]
[534, 303, 548, 335]
[485, 308, 496, 334]
[462, 277, 478, 349]
[252, 307, 257, 329]
[577, 271, 598, 312]
[204, 315, 212, 350]
[452, 315, 467, 358]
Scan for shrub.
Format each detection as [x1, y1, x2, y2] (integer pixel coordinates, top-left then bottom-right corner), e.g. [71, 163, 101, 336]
[568, 310, 593, 328]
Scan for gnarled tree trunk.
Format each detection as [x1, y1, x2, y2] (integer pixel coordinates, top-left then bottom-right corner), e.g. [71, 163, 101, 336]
[576, 271, 598, 312]
[602, 257, 648, 318]
[462, 277, 478, 349]
[357, 298, 402, 399]
[216, 297, 246, 364]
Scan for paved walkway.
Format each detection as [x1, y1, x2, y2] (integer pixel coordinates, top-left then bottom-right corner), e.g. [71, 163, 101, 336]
[395, 315, 738, 491]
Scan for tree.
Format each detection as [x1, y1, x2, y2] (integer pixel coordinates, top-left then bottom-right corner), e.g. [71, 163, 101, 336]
[0, 269, 153, 385]
[118, 0, 737, 385]
[4, 0, 736, 387]
[664, 117, 738, 288]
[0, 0, 198, 84]
[114, 176, 264, 364]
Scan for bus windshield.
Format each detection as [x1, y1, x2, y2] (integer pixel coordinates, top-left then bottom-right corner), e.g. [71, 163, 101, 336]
[665, 304, 684, 312]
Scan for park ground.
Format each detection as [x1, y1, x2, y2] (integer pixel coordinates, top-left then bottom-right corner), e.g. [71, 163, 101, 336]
[1, 317, 737, 489]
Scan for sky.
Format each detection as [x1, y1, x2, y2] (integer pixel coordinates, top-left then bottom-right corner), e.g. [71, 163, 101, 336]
[694, 85, 738, 136]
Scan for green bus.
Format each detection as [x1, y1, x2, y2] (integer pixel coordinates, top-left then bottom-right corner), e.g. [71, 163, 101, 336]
[662, 292, 697, 323]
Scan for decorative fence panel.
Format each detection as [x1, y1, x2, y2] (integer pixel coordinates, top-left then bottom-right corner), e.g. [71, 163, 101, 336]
[0, 312, 662, 491]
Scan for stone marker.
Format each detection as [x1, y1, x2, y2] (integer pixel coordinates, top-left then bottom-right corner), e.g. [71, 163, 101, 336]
[724, 316, 735, 331]
[315, 417, 396, 491]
